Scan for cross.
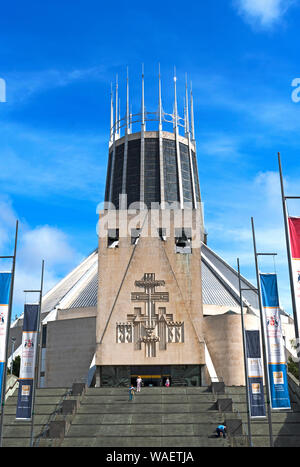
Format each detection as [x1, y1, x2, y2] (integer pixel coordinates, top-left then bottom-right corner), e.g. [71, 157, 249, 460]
[131, 273, 169, 326]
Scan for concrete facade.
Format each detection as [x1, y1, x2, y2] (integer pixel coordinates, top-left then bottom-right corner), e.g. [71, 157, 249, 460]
[203, 313, 260, 386]
[96, 210, 205, 380]
[44, 316, 96, 387]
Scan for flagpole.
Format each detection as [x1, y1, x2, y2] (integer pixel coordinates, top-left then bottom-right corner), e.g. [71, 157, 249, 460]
[237, 258, 253, 447]
[251, 217, 274, 447]
[0, 220, 18, 448]
[29, 259, 44, 447]
[278, 153, 300, 378]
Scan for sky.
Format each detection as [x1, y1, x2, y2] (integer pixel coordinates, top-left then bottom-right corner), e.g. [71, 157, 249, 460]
[1, 0, 300, 318]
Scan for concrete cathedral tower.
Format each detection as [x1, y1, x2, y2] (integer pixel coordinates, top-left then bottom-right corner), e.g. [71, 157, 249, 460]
[95, 68, 207, 387]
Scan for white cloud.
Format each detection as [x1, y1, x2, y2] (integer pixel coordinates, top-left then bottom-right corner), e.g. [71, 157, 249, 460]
[5, 66, 108, 105]
[234, 0, 297, 29]
[0, 198, 83, 319]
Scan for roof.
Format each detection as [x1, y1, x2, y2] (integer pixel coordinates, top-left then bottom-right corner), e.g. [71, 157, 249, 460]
[12, 242, 262, 328]
[42, 242, 261, 314]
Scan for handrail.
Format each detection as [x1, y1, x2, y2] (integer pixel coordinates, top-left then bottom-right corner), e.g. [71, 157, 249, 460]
[33, 388, 72, 447]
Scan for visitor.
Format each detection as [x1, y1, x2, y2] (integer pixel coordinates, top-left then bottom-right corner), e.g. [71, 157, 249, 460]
[215, 424, 226, 438]
[165, 378, 170, 387]
[129, 385, 136, 401]
[136, 376, 142, 392]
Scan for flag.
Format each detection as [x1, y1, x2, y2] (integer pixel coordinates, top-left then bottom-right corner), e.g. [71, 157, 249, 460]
[245, 330, 266, 418]
[16, 304, 39, 420]
[0, 272, 12, 403]
[260, 273, 291, 410]
[288, 217, 300, 343]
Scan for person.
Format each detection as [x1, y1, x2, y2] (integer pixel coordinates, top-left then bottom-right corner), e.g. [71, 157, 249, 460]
[129, 385, 136, 401]
[165, 378, 170, 387]
[136, 376, 142, 393]
[216, 424, 226, 438]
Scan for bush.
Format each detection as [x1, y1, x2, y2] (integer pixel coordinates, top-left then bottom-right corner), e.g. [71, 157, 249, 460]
[288, 356, 299, 380]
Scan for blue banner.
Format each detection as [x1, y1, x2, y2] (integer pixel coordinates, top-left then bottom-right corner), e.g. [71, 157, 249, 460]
[0, 272, 12, 404]
[16, 304, 39, 420]
[245, 330, 266, 418]
[260, 273, 291, 410]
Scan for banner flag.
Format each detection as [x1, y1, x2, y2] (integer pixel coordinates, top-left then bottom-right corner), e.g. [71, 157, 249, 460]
[16, 304, 39, 420]
[245, 330, 266, 418]
[0, 272, 12, 403]
[288, 217, 300, 343]
[260, 273, 291, 410]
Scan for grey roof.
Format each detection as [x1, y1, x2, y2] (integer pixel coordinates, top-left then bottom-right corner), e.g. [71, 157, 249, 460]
[41, 248, 98, 315]
[69, 273, 98, 308]
[201, 243, 259, 309]
[46, 243, 258, 312]
[201, 261, 239, 307]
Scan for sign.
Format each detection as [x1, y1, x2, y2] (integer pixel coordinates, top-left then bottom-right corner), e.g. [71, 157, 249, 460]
[245, 330, 266, 418]
[16, 304, 39, 420]
[0, 272, 11, 402]
[260, 273, 291, 410]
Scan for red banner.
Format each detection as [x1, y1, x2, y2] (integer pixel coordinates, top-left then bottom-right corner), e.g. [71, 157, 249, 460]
[288, 217, 300, 259]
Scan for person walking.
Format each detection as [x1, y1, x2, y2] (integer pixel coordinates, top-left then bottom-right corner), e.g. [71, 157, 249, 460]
[165, 378, 170, 387]
[136, 376, 142, 393]
[129, 385, 136, 401]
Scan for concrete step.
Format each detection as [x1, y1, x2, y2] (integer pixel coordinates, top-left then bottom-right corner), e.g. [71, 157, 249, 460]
[65, 423, 222, 438]
[85, 387, 212, 396]
[61, 436, 229, 447]
[77, 402, 217, 414]
[80, 395, 217, 404]
[251, 435, 300, 447]
[6, 395, 69, 406]
[71, 413, 223, 425]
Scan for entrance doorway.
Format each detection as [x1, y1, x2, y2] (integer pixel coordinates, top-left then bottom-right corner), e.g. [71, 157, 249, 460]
[130, 366, 171, 387]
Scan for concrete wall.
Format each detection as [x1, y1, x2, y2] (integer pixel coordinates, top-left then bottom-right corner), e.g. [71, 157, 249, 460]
[96, 210, 205, 368]
[44, 316, 96, 387]
[204, 313, 260, 386]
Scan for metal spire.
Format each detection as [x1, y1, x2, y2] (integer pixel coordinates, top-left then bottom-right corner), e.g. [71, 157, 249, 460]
[130, 104, 133, 134]
[158, 63, 162, 131]
[118, 97, 121, 137]
[126, 67, 130, 134]
[115, 74, 118, 139]
[141, 63, 145, 130]
[190, 81, 195, 141]
[173, 66, 178, 129]
[110, 82, 114, 143]
[185, 73, 190, 137]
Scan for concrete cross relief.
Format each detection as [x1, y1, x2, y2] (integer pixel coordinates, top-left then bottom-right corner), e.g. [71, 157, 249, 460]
[116, 273, 184, 357]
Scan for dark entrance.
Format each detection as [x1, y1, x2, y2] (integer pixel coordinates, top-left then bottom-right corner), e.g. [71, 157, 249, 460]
[130, 366, 171, 387]
[100, 365, 202, 387]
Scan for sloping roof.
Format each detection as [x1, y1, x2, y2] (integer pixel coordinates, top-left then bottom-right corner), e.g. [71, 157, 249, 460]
[48, 244, 260, 312]
[12, 242, 260, 328]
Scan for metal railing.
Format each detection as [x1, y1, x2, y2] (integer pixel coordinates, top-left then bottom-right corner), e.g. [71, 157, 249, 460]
[33, 388, 73, 447]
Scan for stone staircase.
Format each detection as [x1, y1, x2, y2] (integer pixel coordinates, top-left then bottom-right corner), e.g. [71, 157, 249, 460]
[60, 387, 229, 447]
[4, 384, 300, 447]
[225, 386, 300, 447]
[1, 388, 70, 447]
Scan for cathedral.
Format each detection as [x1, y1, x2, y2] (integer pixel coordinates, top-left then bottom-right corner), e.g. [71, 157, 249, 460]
[8, 71, 295, 389]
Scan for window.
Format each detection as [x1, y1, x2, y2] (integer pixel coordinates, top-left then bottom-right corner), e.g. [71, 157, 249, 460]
[131, 228, 141, 245]
[175, 228, 192, 254]
[108, 229, 119, 248]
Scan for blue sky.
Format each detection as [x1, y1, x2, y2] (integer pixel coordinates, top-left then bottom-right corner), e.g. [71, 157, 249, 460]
[1, 0, 300, 318]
